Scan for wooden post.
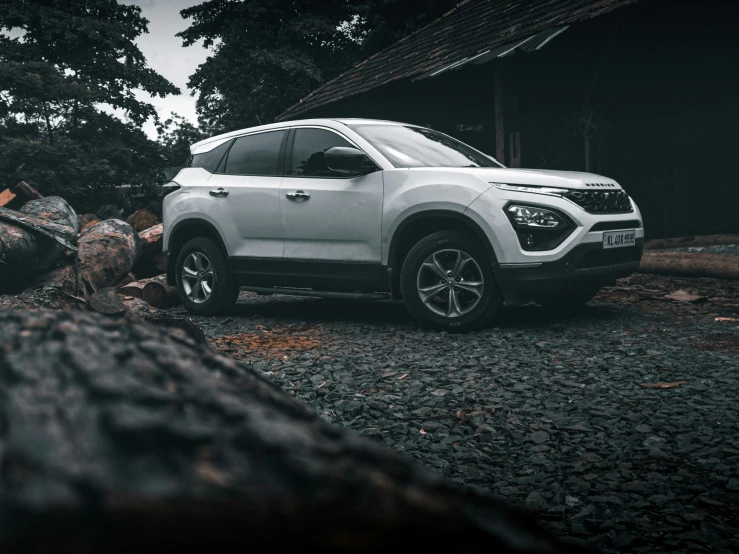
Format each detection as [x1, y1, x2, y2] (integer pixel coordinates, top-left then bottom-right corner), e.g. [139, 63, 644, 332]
[494, 64, 505, 164]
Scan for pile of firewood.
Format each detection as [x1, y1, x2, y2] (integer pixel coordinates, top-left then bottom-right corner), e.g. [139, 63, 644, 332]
[0, 181, 178, 314]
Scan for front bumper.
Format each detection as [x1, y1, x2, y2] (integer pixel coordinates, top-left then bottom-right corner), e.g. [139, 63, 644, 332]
[493, 239, 643, 303]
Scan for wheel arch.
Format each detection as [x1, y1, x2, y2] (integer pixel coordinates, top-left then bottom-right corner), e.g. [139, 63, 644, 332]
[166, 218, 229, 286]
[387, 210, 498, 300]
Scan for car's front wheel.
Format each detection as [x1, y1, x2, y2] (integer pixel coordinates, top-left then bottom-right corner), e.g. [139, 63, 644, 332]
[175, 237, 239, 316]
[400, 231, 502, 332]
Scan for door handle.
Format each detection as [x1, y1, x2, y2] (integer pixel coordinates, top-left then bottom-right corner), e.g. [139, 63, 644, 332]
[209, 188, 229, 197]
[286, 190, 310, 200]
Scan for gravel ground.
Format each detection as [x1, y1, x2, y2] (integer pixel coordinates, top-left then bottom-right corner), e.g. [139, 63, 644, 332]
[14, 272, 734, 553]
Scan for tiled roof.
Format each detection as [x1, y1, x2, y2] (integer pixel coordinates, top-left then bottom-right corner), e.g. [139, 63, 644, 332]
[277, 0, 639, 121]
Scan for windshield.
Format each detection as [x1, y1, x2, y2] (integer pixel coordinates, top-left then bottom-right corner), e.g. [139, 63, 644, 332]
[348, 124, 503, 168]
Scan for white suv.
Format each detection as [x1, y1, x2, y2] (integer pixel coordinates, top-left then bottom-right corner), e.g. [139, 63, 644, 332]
[162, 119, 643, 331]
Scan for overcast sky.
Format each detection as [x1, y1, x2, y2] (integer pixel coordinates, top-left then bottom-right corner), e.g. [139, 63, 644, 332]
[122, 0, 211, 138]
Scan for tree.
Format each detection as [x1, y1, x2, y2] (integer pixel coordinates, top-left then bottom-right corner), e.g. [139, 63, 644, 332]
[178, 0, 461, 129]
[177, 0, 361, 131]
[0, 0, 179, 211]
[356, 0, 458, 57]
[155, 113, 212, 175]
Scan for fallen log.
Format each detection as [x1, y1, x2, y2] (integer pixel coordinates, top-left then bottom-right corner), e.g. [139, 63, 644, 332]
[88, 287, 126, 315]
[0, 197, 78, 292]
[139, 222, 163, 253]
[126, 208, 159, 232]
[0, 309, 587, 554]
[34, 219, 141, 295]
[78, 213, 101, 231]
[638, 251, 739, 280]
[118, 275, 166, 299]
[645, 234, 739, 250]
[142, 279, 180, 308]
[134, 223, 167, 277]
[0, 181, 44, 210]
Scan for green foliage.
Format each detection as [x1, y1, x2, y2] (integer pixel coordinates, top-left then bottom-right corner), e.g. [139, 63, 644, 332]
[177, 0, 362, 131]
[155, 113, 212, 175]
[178, 0, 459, 129]
[0, 0, 179, 211]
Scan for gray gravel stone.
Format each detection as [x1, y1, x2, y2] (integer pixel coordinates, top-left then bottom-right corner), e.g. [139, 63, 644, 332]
[174, 289, 739, 553]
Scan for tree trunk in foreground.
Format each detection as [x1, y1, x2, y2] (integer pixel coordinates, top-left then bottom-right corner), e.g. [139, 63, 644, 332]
[638, 252, 739, 280]
[0, 309, 589, 554]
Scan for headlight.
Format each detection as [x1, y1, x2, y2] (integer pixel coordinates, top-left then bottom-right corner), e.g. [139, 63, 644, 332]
[491, 182, 568, 196]
[506, 205, 566, 229]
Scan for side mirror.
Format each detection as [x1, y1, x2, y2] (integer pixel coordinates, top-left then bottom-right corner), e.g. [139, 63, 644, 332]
[324, 146, 370, 174]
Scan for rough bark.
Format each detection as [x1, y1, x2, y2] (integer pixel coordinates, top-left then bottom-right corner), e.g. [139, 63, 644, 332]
[126, 208, 159, 232]
[0, 197, 78, 291]
[142, 279, 180, 309]
[638, 251, 739, 280]
[88, 287, 126, 315]
[645, 234, 739, 250]
[34, 219, 141, 295]
[0, 309, 587, 554]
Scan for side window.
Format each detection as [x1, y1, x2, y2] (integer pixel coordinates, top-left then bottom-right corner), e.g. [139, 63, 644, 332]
[289, 128, 365, 177]
[223, 130, 286, 176]
[189, 139, 232, 172]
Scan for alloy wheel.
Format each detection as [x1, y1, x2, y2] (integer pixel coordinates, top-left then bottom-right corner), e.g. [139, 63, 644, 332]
[416, 249, 484, 318]
[182, 251, 214, 304]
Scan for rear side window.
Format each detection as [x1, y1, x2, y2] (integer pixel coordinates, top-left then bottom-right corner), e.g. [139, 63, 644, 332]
[288, 128, 354, 177]
[223, 130, 287, 176]
[188, 140, 232, 172]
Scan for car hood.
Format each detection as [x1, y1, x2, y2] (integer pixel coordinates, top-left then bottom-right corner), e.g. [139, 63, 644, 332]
[406, 167, 622, 190]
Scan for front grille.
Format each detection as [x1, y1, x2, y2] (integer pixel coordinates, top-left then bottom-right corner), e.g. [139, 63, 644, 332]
[578, 246, 642, 269]
[563, 189, 633, 214]
[590, 219, 642, 232]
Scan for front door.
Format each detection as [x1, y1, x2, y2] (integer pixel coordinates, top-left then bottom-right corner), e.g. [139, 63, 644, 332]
[202, 130, 287, 273]
[279, 127, 384, 288]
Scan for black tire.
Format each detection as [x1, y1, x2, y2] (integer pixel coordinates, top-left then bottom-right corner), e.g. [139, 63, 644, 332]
[538, 289, 600, 310]
[400, 231, 502, 332]
[175, 237, 239, 316]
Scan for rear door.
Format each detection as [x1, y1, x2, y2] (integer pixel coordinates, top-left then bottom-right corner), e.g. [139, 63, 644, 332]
[200, 130, 287, 267]
[279, 127, 384, 287]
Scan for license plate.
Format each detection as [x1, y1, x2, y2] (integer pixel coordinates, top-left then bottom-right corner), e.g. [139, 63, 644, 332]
[603, 229, 636, 249]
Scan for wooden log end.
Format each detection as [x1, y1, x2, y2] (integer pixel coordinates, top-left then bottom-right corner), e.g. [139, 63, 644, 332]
[142, 281, 180, 309]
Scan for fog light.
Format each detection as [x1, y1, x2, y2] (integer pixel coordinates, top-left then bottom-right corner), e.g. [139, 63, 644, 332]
[507, 205, 565, 229]
[524, 234, 534, 247]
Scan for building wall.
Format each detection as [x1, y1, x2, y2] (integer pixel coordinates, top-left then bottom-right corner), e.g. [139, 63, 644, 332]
[294, 0, 739, 238]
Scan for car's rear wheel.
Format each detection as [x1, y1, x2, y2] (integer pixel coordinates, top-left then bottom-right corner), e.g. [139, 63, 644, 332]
[176, 237, 239, 316]
[400, 231, 502, 332]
